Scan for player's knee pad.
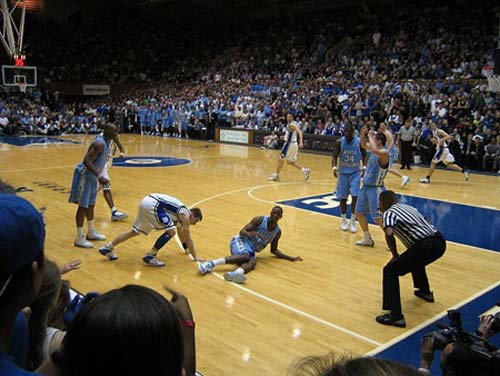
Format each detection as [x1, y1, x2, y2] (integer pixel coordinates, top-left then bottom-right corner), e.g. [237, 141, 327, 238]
[154, 232, 171, 250]
[101, 183, 111, 191]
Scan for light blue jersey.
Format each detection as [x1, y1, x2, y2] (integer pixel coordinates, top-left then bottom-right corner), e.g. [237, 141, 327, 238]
[69, 135, 109, 208]
[339, 136, 362, 174]
[363, 152, 388, 187]
[230, 216, 280, 258]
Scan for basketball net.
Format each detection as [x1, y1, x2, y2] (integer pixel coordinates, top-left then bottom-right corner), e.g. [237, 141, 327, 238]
[19, 83, 27, 93]
[482, 66, 500, 92]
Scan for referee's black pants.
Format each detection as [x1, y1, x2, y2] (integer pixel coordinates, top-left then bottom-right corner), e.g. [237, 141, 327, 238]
[382, 232, 446, 316]
[400, 140, 413, 169]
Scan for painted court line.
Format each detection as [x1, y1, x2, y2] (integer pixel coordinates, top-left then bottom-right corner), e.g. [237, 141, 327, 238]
[0, 165, 75, 173]
[185, 186, 382, 347]
[365, 279, 500, 356]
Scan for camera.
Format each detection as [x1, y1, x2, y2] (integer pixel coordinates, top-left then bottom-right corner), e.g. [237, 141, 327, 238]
[425, 309, 500, 376]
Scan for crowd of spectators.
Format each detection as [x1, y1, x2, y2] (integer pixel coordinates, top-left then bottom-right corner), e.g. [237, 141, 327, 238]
[0, 0, 499, 173]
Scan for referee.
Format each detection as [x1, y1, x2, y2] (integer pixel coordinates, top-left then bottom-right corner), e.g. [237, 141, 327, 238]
[375, 190, 446, 327]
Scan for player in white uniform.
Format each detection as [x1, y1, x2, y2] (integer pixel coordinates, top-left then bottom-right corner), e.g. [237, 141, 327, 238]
[378, 123, 410, 188]
[98, 194, 202, 267]
[268, 113, 310, 181]
[419, 121, 469, 184]
[100, 132, 128, 221]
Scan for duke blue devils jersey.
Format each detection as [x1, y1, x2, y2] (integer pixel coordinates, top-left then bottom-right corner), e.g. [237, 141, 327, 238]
[247, 216, 280, 253]
[284, 122, 299, 143]
[339, 137, 362, 174]
[433, 128, 448, 149]
[363, 152, 388, 187]
[149, 194, 189, 225]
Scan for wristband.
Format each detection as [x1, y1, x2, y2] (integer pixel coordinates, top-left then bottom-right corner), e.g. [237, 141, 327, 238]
[182, 243, 188, 250]
[332, 166, 337, 170]
[417, 368, 430, 375]
[182, 320, 195, 328]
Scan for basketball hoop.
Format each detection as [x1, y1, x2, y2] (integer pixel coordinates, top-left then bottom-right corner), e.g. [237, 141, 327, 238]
[18, 83, 27, 93]
[482, 65, 500, 92]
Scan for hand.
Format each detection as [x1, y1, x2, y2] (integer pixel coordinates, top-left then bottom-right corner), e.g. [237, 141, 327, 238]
[60, 259, 81, 275]
[164, 285, 193, 322]
[291, 256, 303, 262]
[420, 335, 435, 369]
[332, 167, 338, 178]
[478, 314, 495, 339]
[299, 142, 304, 149]
[119, 152, 125, 157]
[360, 126, 368, 137]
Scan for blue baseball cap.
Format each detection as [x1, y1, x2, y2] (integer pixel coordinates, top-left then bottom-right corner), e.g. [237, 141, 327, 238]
[0, 194, 45, 283]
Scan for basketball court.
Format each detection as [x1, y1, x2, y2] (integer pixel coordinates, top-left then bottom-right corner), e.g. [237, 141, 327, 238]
[1, 134, 499, 375]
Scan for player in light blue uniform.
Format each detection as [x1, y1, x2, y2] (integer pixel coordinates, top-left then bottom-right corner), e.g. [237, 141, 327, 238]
[69, 123, 116, 248]
[355, 126, 390, 247]
[332, 124, 365, 233]
[198, 206, 302, 283]
[99, 193, 203, 267]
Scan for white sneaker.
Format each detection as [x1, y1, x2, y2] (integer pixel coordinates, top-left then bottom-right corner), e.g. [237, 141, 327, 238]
[86, 232, 106, 241]
[464, 169, 470, 181]
[223, 271, 247, 284]
[111, 210, 128, 221]
[75, 237, 93, 248]
[355, 238, 375, 247]
[419, 177, 430, 184]
[349, 219, 357, 233]
[143, 255, 166, 267]
[340, 218, 349, 231]
[401, 176, 410, 187]
[303, 168, 311, 181]
[268, 173, 280, 181]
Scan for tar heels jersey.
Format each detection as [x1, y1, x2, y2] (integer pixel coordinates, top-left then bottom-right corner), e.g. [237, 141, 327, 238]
[339, 137, 362, 174]
[363, 152, 388, 187]
[76, 134, 109, 177]
[149, 193, 189, 226]
[247, 216, 280, 253]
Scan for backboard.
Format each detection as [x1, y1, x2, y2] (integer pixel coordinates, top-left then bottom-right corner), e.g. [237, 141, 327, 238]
[2, 65, 37, 91]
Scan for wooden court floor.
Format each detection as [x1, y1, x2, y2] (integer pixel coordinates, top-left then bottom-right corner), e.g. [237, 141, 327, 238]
[1, 134, 499, 375]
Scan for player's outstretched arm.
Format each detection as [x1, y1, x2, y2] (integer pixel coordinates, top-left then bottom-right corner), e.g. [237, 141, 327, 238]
[179, 214, 198, 261]
[270, 231, 303, 261]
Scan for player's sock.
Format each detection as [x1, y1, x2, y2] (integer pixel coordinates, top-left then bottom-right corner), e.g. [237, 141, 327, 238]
[341, 214, 346, 220]
[147, 249, 158, 257]
[213, 258, 226, 266]
[235, 267, 245, 275]
[426, 176, 430, 179]
[363, 231, 371, 241]
[111, 206, 117, 213]
[87, 220, 95, 233]
[77, 227, 84, 238]
[104, 242, 114, 249]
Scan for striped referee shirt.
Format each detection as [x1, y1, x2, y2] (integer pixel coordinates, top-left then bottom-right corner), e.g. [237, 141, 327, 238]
[383, 203, 437, 249]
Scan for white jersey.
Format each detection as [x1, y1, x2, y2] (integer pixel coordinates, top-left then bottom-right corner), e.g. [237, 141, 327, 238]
[284, 122, 299, 143]
[433, 128, 448, 149]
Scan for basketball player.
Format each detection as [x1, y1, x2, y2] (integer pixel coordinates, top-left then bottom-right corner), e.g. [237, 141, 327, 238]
[268, 113, 311, 181]
[197, 206, 302, 283]
[419, 121, 470, 183]
[69, 123, 116, 248]
[355, 126, 390, 247]
[99, 130, 128, 222]
[332, 124, 366, 233]
[378, 122, 410, 188]
[98, 193, 202, 267]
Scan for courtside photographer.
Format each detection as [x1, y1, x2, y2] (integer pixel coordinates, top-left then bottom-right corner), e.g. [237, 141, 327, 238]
[418, 308, 500, 375]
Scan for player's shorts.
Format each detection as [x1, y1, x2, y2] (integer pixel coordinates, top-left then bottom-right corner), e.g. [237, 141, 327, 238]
[355, 185, 386, 220]
[432, 147, 455, 164]
[229, 236, 256, 259]
[132, 196, 175, 235]
[280, 141, 299, 162]
[337, 172, 361, 199]
[68, 165, 98, 209]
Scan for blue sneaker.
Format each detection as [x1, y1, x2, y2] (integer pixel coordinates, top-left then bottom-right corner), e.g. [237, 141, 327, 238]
[99, 245, 118, 261]
[198, 261, 215, 275]
[223, 271, 247, 284]
[143, 255, 165, 267]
